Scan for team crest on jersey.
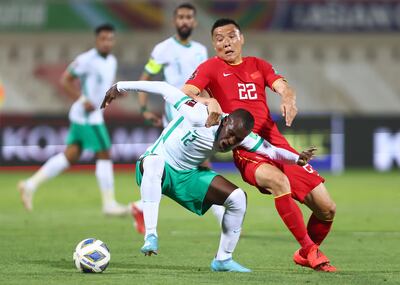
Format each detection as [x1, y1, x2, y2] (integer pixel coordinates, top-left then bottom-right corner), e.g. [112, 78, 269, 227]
[189, 69, 198, 80]
[184, 100, 197, 107]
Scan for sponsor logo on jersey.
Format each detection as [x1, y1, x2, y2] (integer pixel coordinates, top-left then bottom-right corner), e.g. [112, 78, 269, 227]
[184, 100, 197, 107]
[223, 72, 232, 77]
[189, 69, 198, 80]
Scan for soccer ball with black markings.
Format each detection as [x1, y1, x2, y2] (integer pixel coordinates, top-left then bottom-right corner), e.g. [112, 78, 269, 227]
[73, 238, 110, 273]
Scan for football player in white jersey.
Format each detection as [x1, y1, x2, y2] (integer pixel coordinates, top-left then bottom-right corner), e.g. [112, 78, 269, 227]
[102, 81, 316, 272]
[18, 24, 129, 216]
[130, 3, 227, 233]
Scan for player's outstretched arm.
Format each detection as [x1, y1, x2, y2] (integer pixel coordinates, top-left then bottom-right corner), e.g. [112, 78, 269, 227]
[238, 133, 313, 165]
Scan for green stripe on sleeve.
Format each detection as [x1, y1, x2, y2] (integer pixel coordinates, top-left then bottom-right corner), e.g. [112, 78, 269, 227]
[249, 137, 263, 152]
[173, 96, 191, 110]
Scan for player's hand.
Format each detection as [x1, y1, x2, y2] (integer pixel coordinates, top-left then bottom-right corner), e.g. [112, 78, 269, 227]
[297, 146, 317, 166]
[84, 101, 95, 112]
[280, 95, 298, 127]
[142, 111, 162, 127]
[101, 84, 127, 109]
[205, 98, 223, 127]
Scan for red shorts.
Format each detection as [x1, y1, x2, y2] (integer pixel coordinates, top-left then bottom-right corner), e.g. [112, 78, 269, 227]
[233, 148, 325, 203]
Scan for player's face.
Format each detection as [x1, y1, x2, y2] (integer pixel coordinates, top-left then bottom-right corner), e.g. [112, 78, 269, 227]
[174, 8, 196, 40]
[212, 24, 244, 65]
[214, 117, 249, 152]
[95, 30, 115, 56]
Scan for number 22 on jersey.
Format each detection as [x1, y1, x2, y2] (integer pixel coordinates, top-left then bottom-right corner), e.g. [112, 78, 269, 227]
[238, 83, 257, 100]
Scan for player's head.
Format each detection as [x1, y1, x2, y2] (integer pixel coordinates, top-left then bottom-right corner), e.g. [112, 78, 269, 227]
[94, 23, 115, 56]
[214, 109, 254, 152]
[211, 18, 244, 65]
[173, 3, 197, 40]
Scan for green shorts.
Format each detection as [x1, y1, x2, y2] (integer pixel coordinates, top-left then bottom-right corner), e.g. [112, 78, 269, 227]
[135, 158, 218, 216]
[66, 122, 111, 152]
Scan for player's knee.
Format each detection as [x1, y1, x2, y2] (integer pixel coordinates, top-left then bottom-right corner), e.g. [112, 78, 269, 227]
[325, 202, 336, 220]
[317, 202, 336, 221]
[143, 155, 165, 180]
[224, 188, 247, 215]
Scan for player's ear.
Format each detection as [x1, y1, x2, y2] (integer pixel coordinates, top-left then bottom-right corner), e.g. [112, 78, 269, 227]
[240, 33, 244, 45]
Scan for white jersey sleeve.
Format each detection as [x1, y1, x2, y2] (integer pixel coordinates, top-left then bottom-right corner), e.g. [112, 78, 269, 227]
[117, 81, 207, 126]
[239, 132, 300, 165]
[67, 53, 90, 78]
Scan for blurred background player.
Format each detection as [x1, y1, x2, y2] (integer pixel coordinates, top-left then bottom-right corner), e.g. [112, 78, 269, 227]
[131, 3, 225, 234]
[183, 18, 336, 272]
[18, 23, 129, 216]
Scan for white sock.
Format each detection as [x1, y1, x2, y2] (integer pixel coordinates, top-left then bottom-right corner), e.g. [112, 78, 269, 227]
[215, 188, 247, 261]
[96, 159, 116, 207]
[210, 204, 225, 226]
[140, 155, 164, 239]
[25, 152, 70, 192]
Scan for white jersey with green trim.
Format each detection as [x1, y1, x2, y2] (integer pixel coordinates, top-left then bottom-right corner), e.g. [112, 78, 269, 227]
[144, 37, 207, 125]
[117, 81, 300, 171]
[68, 48, 117, 125]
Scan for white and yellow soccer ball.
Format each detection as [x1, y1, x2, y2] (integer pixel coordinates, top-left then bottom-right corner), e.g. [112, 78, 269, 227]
[73, 238, 110, 273]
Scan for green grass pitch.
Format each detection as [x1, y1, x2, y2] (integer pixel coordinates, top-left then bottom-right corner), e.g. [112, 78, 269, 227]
[1, 169, 399, 284]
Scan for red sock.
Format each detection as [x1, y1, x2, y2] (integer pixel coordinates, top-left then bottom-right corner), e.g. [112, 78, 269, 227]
[307, 213, 333, 245]
[274, 193, 314, 254]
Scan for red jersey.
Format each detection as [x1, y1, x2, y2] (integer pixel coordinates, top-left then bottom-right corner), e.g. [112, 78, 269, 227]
[186, 56, 295, 151]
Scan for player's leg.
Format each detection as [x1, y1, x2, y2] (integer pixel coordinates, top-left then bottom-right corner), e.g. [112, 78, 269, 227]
[254, 163, 316, 256]
[303, 183, 336, 245]
[234, 149, 334, 271]
[137, 155, 165, 255]
[18, 144, 80, 211]
[95, 150, 129, 216]
[204, 176, 250, 272]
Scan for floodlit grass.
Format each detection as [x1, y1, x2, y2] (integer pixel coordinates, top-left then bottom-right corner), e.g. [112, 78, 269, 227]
[1, 170, 399, 284]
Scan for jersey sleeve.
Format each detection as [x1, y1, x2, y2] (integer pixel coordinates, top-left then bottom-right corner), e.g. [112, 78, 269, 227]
[185, 61, 211, 91]
[144, 43, 167, 75]
[117, 81, 208, 126]
[67, 53, 90, 78]
[259, 59, 284, 90]
[239, 132, 299, 164]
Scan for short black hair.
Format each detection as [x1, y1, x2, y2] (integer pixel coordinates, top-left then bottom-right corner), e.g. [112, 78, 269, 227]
[230, 108, 254, 131]
[95, 23, 115, 35]
[174, 3, 196, 16]
[211, 18, 241, 35]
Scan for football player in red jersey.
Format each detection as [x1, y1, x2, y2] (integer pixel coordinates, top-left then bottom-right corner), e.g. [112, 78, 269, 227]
[182, 18, 337, 272]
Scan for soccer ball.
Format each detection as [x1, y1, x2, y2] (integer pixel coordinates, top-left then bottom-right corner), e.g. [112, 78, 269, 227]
[73, 238, 110, 273]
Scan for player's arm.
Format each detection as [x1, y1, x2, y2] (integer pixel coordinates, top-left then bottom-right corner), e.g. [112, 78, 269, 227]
[239, 132, 315, 166]
[59, 68, 94, 112]
[102, 81, 207, 126]
[182, 84, 222, 127]
[137, 58, 163, 127]
[272, 78, 297, 127]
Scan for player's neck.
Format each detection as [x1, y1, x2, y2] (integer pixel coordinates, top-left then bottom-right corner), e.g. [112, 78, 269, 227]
[225, 57, 243, 66]
[95, 48, 109, 58]
[173, 35, 191, 47]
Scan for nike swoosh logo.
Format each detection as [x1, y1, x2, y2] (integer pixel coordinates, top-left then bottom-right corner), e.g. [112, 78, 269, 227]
[223, 73, 232, 77]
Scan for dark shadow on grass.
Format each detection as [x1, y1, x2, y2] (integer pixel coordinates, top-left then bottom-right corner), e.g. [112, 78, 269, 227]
[25, 259, 210, 275]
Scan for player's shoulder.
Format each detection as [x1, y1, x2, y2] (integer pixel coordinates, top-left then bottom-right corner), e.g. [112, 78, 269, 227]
[75, 48, 97, 61]
[200, 56, 222, 67]
[244, 56, 273, 66]
[153, 37, 175, 50]
[190, 40, 207, 50]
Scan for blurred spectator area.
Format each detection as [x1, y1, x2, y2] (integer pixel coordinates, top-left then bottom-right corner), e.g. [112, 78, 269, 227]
[1, 32, 400, 116]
